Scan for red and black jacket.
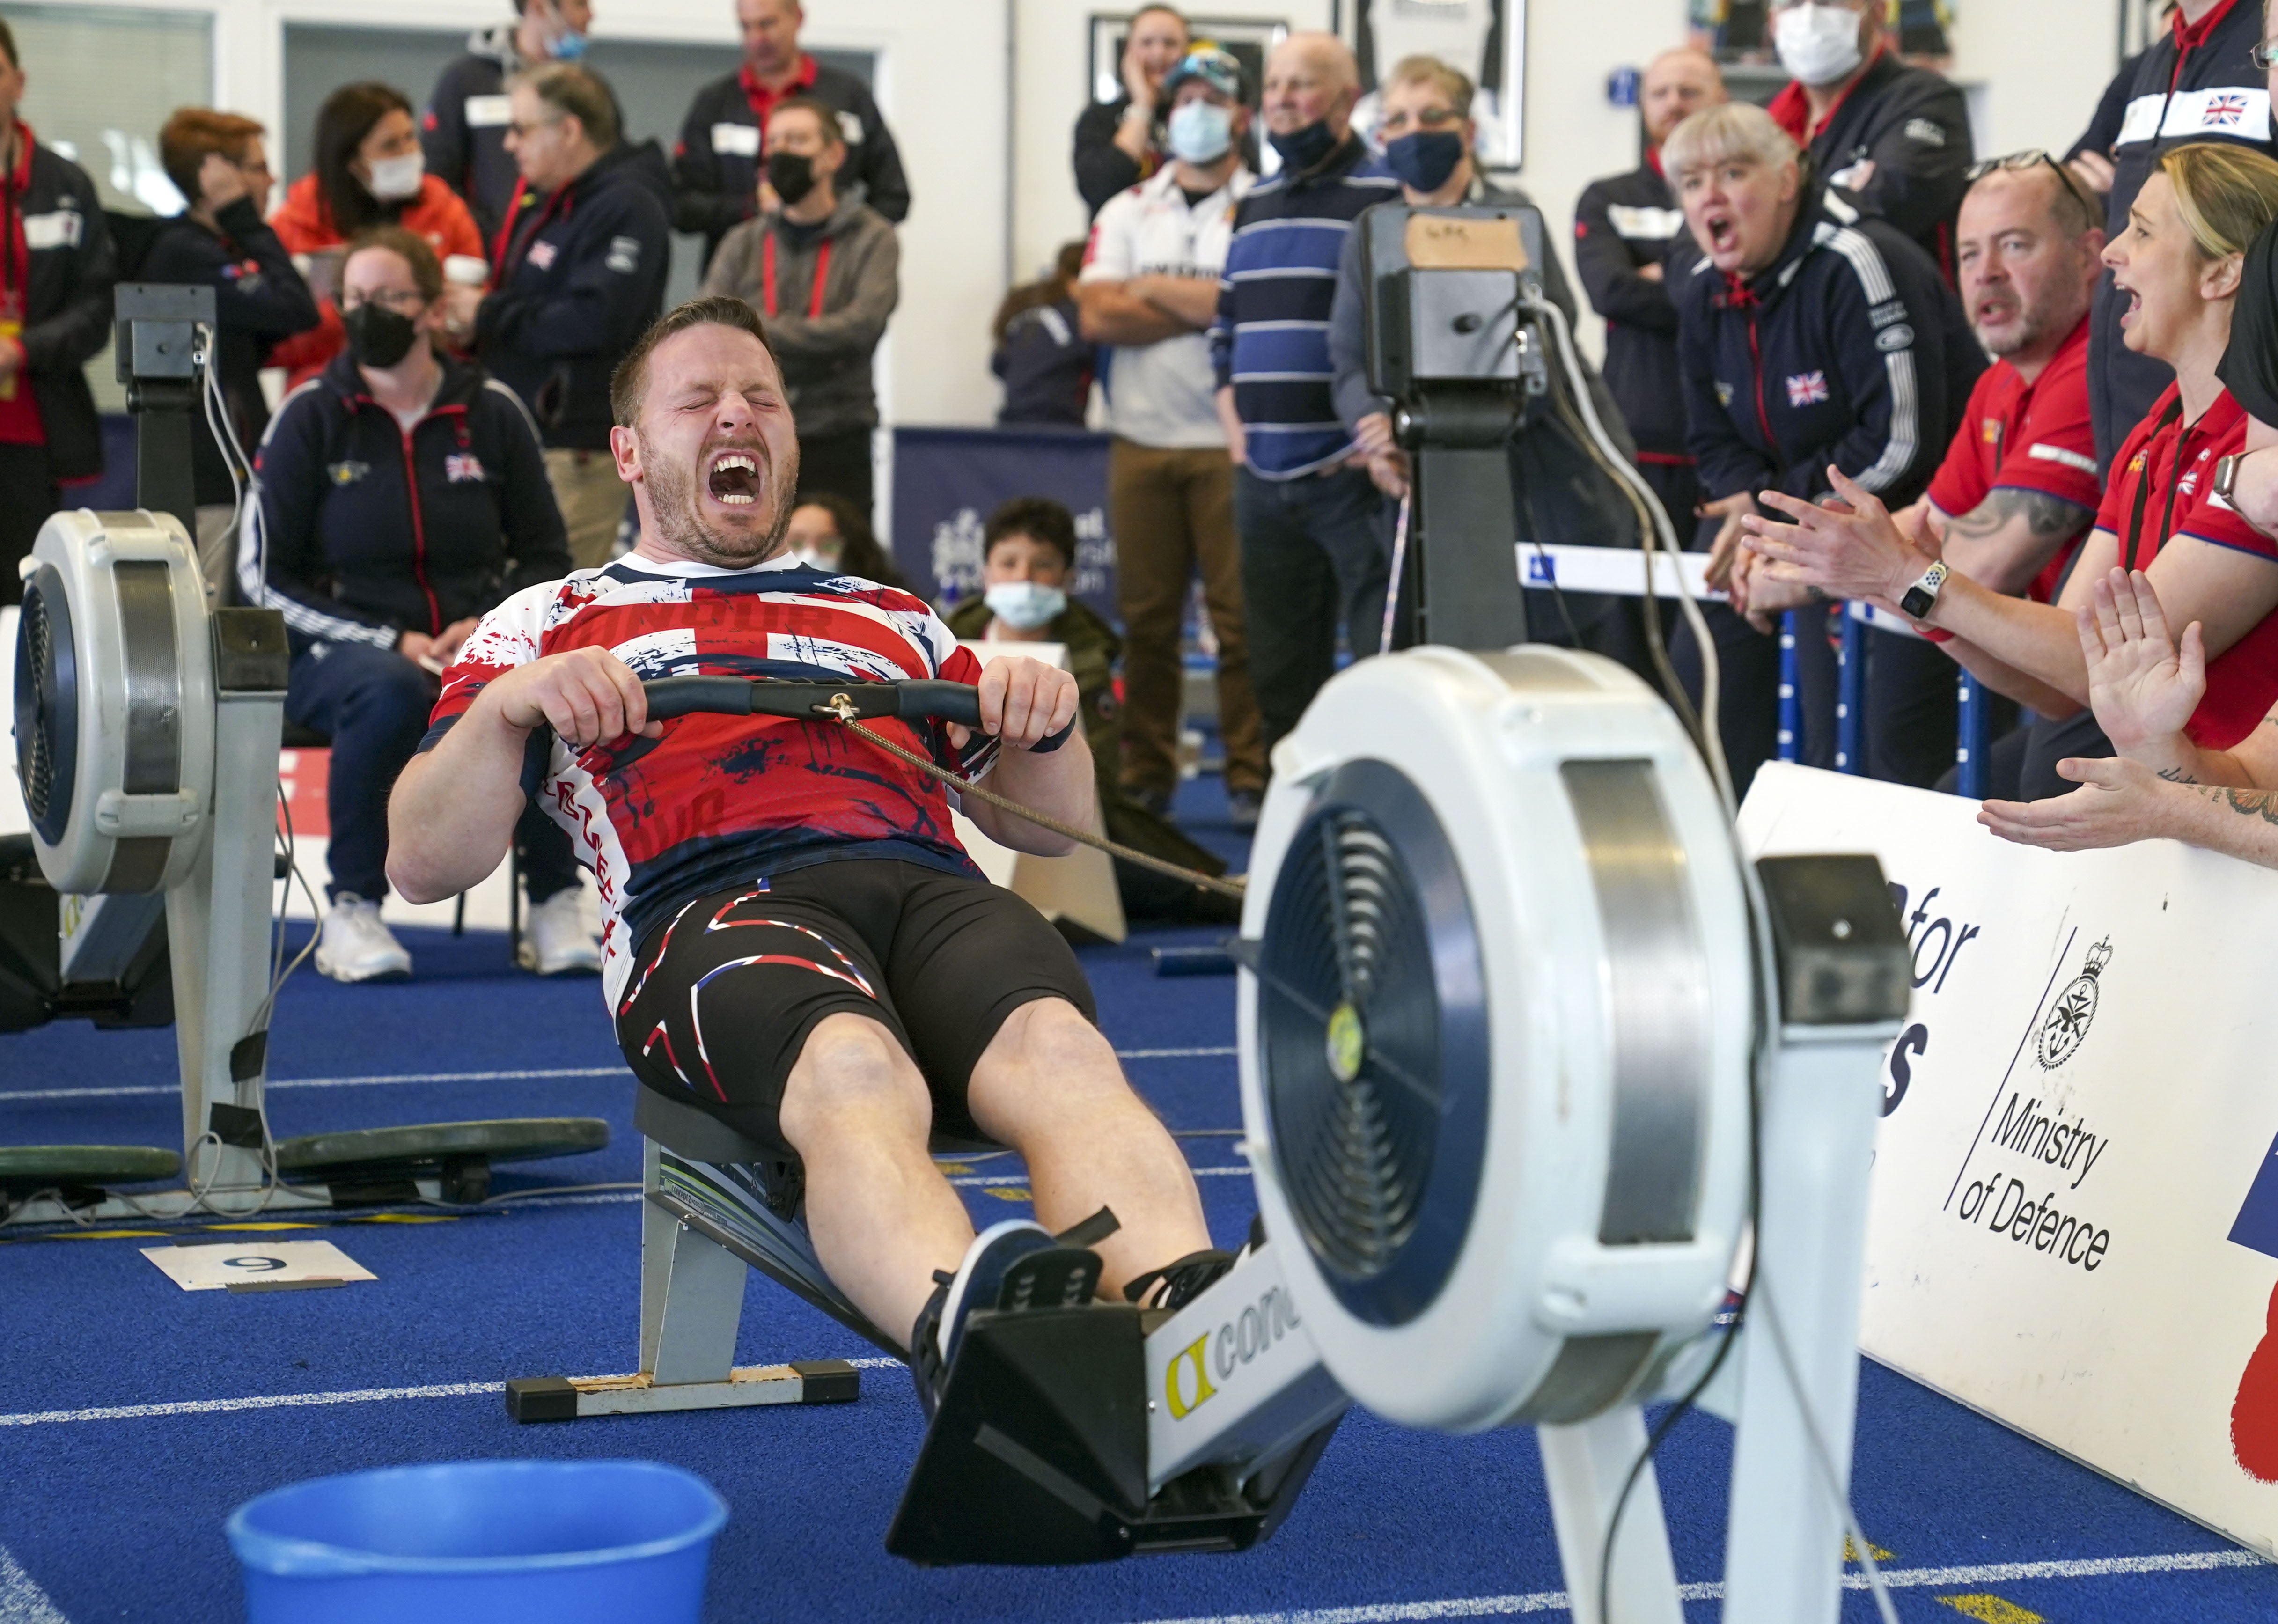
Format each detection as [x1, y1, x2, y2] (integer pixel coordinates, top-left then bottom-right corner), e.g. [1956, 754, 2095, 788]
[0, 131, 117, 483]
[1768, 48, 1973, 282]
[1675, 185, 1982, 520]
[241, 350, 570, 652]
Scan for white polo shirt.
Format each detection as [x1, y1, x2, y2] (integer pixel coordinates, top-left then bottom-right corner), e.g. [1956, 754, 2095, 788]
[1080, 163, 1254, 450]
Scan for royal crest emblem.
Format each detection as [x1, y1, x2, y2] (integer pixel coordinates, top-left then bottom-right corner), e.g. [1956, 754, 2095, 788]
[2036, 938, 2111, 1070]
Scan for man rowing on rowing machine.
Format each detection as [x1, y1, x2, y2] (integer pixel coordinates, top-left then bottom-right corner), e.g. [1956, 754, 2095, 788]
[386, 295, 1226, 1407]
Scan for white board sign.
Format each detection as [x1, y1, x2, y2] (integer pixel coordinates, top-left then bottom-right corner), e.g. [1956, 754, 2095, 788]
[1739, 762, 2278, 1557]
[141, 1239, 375, 1292]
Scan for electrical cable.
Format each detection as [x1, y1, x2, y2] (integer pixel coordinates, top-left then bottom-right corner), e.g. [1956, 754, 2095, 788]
[1525, 293, 1734, 812]
[1379, 493, 1410, 656]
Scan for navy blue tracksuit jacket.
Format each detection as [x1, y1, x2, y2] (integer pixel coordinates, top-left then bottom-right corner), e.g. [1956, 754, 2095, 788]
[241, 351, 570, 653]
[1675, 185, 1981, 514]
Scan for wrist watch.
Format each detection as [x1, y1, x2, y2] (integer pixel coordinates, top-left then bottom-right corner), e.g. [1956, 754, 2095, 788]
[2215, 453, 2245, 505]
[1898, 558, 1950, 622]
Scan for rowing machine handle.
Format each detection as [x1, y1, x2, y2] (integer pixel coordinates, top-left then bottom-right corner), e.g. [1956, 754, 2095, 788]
[639, 676, 1075, 752]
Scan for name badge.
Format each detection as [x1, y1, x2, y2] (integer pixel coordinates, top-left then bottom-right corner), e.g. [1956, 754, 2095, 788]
[2116, 93, 2167, 147]
[21, 210, 81, 250]
[465, 94, 512, 129]
[1606, 204, 1684, 242]
[712, 121, 761, 157]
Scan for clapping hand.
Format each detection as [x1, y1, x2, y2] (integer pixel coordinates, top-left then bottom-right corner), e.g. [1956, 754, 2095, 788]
[2078, 567, 2204, 753]
[1743, 465, 1931, 610]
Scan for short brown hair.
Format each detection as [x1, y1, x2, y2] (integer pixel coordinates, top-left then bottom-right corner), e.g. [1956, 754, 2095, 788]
[610, 295, 777, 427]
[984, 497, 1077, 569]
[513, 63, 619, 151]
[159, 108, 265, 208]
[769, 96, 844, 148]
[344, 225, 443, 304]
[1383, 54, 1473, 119]
[0, 21, 19, 72]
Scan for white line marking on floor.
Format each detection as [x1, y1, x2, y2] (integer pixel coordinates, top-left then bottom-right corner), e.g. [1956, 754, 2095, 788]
[0, 1544, 71, 1624]
[0, 1382, 503, 1427]
[1124, 1548, 2270, 1623]
[2, 1048, 1236, 1104]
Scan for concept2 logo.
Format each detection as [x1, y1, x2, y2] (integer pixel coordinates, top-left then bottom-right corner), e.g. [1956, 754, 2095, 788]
[2036, 938, 2110, 1070]
[1163, 1283, 1302, 1422]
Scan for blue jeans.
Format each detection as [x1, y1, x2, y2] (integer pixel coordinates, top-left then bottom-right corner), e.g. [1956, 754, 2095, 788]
[1232, 463, 1391, 752]
[286, 639, 577, 904]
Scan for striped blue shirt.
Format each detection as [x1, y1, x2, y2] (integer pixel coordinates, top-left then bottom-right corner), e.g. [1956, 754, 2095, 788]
[1211, 137, 1399, 479]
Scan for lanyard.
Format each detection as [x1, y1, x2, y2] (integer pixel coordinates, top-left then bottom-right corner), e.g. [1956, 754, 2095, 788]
[761, 232, 830, 320]
[2124, 397, 2190, 573]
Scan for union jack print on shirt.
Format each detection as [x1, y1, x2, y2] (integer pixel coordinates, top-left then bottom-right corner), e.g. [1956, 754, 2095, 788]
[419, 553, 998, 1007]
[444, 452, 487, 484]
[1787, 371, 1831, 408]
[2208, 95, 2250, 127]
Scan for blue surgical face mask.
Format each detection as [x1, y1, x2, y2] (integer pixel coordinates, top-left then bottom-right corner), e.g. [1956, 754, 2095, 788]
[1168, 101, 1234, 164]
[1383, 130, 1466, 194]
[984, 581, 1068, 631]
[552, 30, 588, 60]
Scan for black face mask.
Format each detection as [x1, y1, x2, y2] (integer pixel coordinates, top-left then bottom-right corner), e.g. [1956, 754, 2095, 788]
[342, 301, 419, 369]
[766, 151, 818, 206]
[1268, 119, 1340, 173]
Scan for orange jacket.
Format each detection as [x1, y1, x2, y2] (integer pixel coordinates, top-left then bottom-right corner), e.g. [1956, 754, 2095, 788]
[266, 172, 485, 388]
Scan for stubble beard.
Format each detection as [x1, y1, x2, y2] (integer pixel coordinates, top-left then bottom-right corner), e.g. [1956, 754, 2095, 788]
[639, 427, 798, 569]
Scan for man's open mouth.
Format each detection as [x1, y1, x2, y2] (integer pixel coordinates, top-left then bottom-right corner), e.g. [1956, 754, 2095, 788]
[707, 449, 763, 506]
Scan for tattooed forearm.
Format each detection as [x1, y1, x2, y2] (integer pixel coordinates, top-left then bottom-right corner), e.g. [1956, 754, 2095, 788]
[1947, 487, 2095, 544]
[2159, 766, 2200, 784]
[2210, 787, 2278, 826]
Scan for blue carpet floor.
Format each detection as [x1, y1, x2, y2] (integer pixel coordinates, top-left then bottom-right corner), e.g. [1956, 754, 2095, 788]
[2, 774, 2273, 1622]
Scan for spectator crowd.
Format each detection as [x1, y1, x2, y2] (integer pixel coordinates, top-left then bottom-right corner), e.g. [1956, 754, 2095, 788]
[10, 0, 2278, 1004]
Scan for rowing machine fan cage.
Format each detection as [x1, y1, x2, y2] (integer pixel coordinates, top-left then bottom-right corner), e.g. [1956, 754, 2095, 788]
[14, 509, 214, 894]
[1239, 646, 1754, 1432]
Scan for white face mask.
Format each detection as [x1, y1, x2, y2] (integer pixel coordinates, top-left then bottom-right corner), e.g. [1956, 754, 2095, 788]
[366, 150, 426, 203]
[984, 580, 1067, 631]
[1774, 4, 1866, 89]
[1168, 101, 1235, 165]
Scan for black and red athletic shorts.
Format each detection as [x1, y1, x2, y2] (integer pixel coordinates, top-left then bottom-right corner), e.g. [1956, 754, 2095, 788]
[613, 860, 1097, 1149]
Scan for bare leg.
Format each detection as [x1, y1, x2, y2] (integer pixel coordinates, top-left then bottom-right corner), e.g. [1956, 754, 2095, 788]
[966, 998, 1212, 1299]
[777, 1012, 973, 1349]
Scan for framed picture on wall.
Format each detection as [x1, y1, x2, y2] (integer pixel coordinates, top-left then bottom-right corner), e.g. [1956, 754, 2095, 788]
[1087, 14, 1287, 112]
[1332, 0, 1527, 172]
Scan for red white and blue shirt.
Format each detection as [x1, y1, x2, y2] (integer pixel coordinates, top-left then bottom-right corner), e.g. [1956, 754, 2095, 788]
[420, 552, 994, 1004]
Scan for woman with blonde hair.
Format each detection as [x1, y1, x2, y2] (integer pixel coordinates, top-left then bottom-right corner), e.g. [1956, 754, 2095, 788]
[1746, 141, 2278, 795]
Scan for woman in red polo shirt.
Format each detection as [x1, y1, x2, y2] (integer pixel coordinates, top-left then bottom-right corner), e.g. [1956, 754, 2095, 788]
[1742, 142, 2278, 770]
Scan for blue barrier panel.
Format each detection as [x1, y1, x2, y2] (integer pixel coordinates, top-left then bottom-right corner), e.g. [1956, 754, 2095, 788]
[1956, 671, 1989, 799]
[888, 426, 1118, 615]
[1836, 607, 1866, 773]
[1777, 612, 1800, 762]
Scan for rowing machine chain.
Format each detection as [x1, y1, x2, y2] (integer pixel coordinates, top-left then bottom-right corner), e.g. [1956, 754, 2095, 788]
[821, 694, 1247, 902]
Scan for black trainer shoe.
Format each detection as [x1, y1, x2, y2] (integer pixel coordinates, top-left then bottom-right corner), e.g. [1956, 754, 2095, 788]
[1122, 1248, 1240, 1312]
[910, 1220, 1105, 1419]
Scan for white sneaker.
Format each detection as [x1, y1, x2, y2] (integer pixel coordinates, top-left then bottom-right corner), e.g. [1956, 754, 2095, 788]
[314, 894, 412, 983]
[518, 887, 602, 976]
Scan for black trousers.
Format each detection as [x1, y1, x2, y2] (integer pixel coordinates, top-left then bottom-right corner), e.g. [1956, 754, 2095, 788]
[1233, 463, 1391, 752]
[796, 428, 875, 516]
[1945, 707, 2112, 802]
[0, 443, 59, 608]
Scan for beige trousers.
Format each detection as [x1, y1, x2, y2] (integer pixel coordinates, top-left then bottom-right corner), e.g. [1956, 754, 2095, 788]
[545, 448, 631, 570]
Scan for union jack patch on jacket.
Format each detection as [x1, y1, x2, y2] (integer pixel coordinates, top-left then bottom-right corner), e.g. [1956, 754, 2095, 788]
[1786, 371, 1830, 408]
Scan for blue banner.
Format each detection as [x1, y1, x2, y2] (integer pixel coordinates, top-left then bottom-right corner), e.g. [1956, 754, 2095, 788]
[888, 426, 1118, 618]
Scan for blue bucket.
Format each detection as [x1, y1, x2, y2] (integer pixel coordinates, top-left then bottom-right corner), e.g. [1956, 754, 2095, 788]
[226, 1459, 727, 1624]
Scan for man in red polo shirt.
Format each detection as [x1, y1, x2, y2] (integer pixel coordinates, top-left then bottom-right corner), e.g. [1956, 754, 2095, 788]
[671, 0, 910, 272]
[1734, 153, 2108, 794]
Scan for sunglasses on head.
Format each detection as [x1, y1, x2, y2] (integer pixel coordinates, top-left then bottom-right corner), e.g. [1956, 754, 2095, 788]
[1963, 149, 2097, 227]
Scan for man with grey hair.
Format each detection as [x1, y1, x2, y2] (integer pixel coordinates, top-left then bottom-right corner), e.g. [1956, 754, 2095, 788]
[1209, 30, 1399, 755]
[1665, 99, 1980, 793]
